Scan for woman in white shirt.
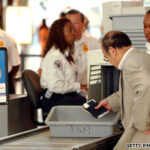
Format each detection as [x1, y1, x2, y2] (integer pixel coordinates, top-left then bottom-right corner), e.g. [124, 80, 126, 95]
[40, 18, 86, 113]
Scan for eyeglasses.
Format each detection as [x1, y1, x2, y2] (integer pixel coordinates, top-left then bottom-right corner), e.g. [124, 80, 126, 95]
[103, 57, 109, 62]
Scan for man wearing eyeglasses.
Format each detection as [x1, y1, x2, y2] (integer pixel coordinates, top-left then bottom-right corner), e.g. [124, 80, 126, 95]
[96, 31, 150, 150]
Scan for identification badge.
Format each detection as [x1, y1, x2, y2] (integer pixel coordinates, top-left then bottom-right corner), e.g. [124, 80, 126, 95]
[83, 44, 88, 52]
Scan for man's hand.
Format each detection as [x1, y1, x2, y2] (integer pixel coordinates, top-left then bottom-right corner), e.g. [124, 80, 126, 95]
[95, 98, 111, 111]
[143, 126, 150, 135]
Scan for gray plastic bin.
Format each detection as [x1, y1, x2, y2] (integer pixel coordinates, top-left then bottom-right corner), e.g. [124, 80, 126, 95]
[45, 106, 120, 137]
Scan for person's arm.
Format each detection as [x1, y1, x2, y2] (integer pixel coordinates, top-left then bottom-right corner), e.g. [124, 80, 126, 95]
[81, 84, 87, 90]
[95, 91, 120, 112]
[96, 92, 120, 112]
[10, 65, 20, 77]
[38, 68, 42, 77]
[107, 91, 121, 112]
[8, 35, 21, 72]
[38, 57, 43, 77]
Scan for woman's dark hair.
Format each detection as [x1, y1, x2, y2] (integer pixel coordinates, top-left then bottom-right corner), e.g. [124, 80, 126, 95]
[44, 18, 74, 59]
[102, 31, 132, 54]
[44, 18, 75, 63]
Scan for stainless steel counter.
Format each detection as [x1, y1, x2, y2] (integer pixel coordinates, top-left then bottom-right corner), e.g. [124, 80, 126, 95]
[0, 126, 122, 150]
[0, 94, 36, 138]
[0, 127, 99, 150]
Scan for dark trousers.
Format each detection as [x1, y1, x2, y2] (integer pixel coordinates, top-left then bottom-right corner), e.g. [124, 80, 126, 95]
[41, 92, 86, 113]
[8, 72, 15, 94]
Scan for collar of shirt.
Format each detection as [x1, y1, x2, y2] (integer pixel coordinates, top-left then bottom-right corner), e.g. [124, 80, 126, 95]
[74, 34, 85, 47]
[146, 42, 150, 54]
[146, 42, 150, 48]
[118, 47, 134, 70]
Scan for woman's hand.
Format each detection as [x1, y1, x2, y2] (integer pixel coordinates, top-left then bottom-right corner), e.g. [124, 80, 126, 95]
[95, 98, 111, 111]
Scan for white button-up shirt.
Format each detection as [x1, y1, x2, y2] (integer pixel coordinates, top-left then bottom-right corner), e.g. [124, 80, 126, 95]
[146, 42, 150, 54]
[0, 28, 20, 73]
[40, 47, 80, 95]
[118, 47, 134, 70]
[74, 33, 101, 84]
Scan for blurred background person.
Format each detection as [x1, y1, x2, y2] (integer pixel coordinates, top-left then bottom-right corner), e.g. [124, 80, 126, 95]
[65, 9, 101, 90]
[40, 18, 86, 113]
[0, 28, 20, 94]
[38, 19, 49, 56]
[38, 19, 49, 77]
